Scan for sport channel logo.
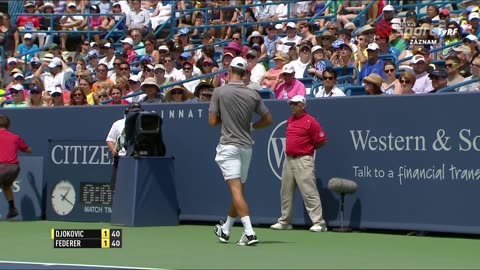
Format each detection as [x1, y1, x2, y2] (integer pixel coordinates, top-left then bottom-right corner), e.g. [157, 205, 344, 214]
[375, 18, 458, 45]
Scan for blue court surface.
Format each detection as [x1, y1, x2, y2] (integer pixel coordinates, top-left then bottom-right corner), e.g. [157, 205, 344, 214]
[0, 261, 161, 270]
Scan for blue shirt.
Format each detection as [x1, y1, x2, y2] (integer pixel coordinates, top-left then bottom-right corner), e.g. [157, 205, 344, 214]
[359, 59, 386, 82]
[16, 44, 39, 62]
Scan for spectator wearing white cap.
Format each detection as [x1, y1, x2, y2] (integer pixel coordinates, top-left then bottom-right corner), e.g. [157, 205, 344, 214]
[120, 37, 138, 64]
[126, 0, 150, 32]
[410, 54, 434, 94]
[99, 42, 117, 76]
[274, 63, 307, 99]
[44, 57, 75, 92]
[125, 75, 146, 103]
[59, 2, 85, 50]
[453, 45, 472, 77]
[14, 33, 39, 63]
[463, 35, 480, 62]
[274, 22, 302, 54]
[359, 43, 386, 82]
[468, 12, 480, 37]
[3, 84, 26, 108]
[2, 58, 20, 88]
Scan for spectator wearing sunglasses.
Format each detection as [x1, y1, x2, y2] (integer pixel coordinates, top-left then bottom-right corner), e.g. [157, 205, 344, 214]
[26, 85, 47, 107]
[181, 62, 200, 94]
[381, 61, 399, 95]
[191, 80, 214, 102]
[92, 64, 115, 93]
[49, 87, 65, 106]
[445, 55, 465, 88]
[125, 75, 146, 103]
[275, 64, 306, 99]
[393, 71, 416, 95]
[315, 68, 345, 97]
[459, 56, 480, 92]
[3, 84, 26, 108]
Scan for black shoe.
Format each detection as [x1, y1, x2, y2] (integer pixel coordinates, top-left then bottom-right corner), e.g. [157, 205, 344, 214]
[6, 208, 18, 219]
[237, 232, 258, 246]
[213, 223, 230, 243]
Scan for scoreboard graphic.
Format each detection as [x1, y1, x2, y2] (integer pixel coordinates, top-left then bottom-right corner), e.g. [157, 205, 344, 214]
[52, 229, 122, 248]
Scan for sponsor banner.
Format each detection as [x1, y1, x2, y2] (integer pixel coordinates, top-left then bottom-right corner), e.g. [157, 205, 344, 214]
[46, 140, 113, 222]
[0, 157, 44, 220]
[2, 96, 480, 233]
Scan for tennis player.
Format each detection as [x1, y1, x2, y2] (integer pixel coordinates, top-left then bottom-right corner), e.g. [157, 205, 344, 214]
[209, 57, 272, 246]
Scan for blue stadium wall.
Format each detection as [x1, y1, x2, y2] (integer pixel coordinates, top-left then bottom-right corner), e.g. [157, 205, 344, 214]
[2, 93, 480, 234]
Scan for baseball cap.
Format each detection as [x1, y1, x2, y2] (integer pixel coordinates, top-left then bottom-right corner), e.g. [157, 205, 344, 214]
[140, 55, 153, 63]
[154, 64, 165, 71]
[280, 64, 295, 74]
[24, 33, 32, 40]
[112, 2, 121, 7]
[246, 49, 258, 57]
[178, 28, 189, 35]
[121, 37, 133, 46]
[266, 22, 275, 29]
[464, 34, 479, 42]
[288, 95, 306, 105]
[440, 9, 450, 16]
[453, 45, 471, 54]
[429, 69, 447, 78]
[180, 52, 192, 59]
[67, 2, 76, 8]
[10, 84, 24, 91]
[87, 50, 99, 59]
[202, 57, 214, 64]
[286, 22, 296, 29]
[50, 87, 62, 95]
[275, 24, 283, 30]
[29, 85, 42, 93]
[469, 12, 480, 21]
[7, 57, 18, 64]
[158, 45, 169, 52]
[411, 55, 426, 64]
[103, 42, 113, 49]
[311, 45, 323, 53]
[406, 10, 417, 18]
[223, 52, 235, 58]
[383, 4, 394, 11]
[48, 57, 63, 68]
[367, 43, 380, 51]
[229, 57, 247, 71]
[30, 57, 41, 64]
[13, 73, 24, 79]
[129, 74, 140, 82]
[23, 1, 35, 7]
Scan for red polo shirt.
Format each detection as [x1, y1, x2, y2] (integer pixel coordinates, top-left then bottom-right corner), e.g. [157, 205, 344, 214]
[0, 129, 30, 164]
[285, 112, 327, 156]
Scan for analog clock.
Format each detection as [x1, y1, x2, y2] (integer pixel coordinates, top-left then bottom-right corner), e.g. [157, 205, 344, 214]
[51, 180, 76, 216]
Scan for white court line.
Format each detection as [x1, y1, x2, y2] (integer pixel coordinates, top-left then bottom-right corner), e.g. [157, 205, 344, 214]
[0, 260, 168, 270]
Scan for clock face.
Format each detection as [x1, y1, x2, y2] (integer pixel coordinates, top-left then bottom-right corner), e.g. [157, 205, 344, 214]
[51, 180, 76, 216]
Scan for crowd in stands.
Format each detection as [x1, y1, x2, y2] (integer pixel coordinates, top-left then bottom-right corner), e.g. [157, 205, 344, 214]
[1, 0, 480, 108]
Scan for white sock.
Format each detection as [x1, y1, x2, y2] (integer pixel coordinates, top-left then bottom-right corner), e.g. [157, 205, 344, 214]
[222, 216, 235, 235]
[241, 216, 255, 236]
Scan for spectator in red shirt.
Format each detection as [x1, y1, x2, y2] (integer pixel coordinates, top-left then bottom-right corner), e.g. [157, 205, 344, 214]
[16, 2, 41, 42]
[270, 95, 328, 233]
[0, 114, 32, 219]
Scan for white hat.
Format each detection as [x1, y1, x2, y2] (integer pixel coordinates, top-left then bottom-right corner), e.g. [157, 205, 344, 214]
[247, 31, 263, 42]
[411, 55, 426, 64]
[367, 43, 380, 51]
[288, 95, 306, 105]
[383, 4, 394, 11]
[7, 57, 18, 64]
[286, 22, 296, 29]
[311, 45, 324, 53]
[128, 74, 140, 82]
[464, 34, 479, 42]
[43, 2, 55, 8]
[10, 84, 24, 91]
[121, 37, 134, 46]
[398, 65, 414, 73]
[90, 41, 98, 47]
[13, 73, 24, 79]
[67, 2, 76, 8]
[158, 45, 169, 52]
[281, 63, 295, 74]
[275, 24, 283, 30]
[48, 57, 63, 68]
[391, 18, 401, 25]
[24, 33, 33, 39]
[103, 42, 113, 48]
[229, 57, 247, 71]
[145, 64, 155, 70]
[469, 12, 480, 21]
[154, 64, 165, 71]
[41, 53, 54, 62]
[50, 87, 62, 95]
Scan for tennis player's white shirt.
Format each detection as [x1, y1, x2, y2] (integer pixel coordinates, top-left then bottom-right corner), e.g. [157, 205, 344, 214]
[106, 118, 127, 156]
[315, 86, 346, 97]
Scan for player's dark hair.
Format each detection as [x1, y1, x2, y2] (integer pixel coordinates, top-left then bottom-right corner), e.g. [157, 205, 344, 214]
[230, 67, 245, 77]
[0, 115, 11, 129]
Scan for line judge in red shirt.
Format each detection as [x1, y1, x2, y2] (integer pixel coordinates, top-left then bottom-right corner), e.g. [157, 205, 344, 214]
[0, 115, 32, 219]
[270, 95, 329, 232]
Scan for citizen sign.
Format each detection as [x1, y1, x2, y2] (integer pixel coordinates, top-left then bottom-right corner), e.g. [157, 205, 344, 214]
[267, 120, 287, 180]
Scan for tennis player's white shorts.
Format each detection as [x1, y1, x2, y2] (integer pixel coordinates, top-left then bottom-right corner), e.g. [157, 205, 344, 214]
[215, 144, 252, 183]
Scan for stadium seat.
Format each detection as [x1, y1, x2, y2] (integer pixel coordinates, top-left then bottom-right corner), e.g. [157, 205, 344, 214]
[343, 85, 366, 96]
[258, 89, 275, 99]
